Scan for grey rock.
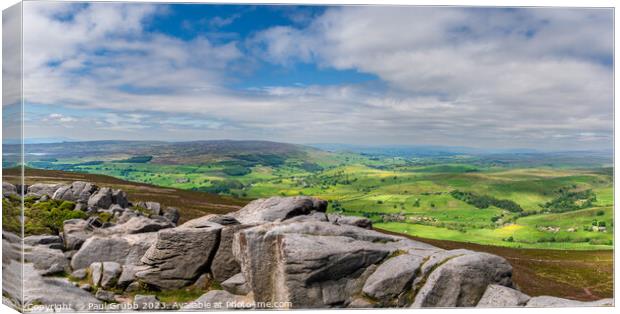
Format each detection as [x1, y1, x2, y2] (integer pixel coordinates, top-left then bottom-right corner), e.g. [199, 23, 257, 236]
[71, 233, 157, 270]
[231, 196, 327, 224]
[25, 246, 69, 275]
[64, 250, 77, 260]
[162, 207, 180, 224]
[135, 221, 223, 289]
[110, 204, 125, 215]
[233, 221, 396, 308]
[46, 242, 65, 250]
[88, 187, 113, 209]
[118, 264, 139, 289]
[90, 261, 122, 289]
[192, 273, 211, 290]
[181, 214, 239, 228]
[181, 290, 252, 310]
[526, 296, 613, 307]
[95, 289, 116, 302]
[477, 284, 530, 307]
[26, 183, 65, 197]
[134, 294, 162, 310]
[411, 251, 513, 308]
[117, 209, 140, 224]
[328, 214, 373, 229]
[104, 216, 174, 235]
[2, 182, 17, 197]
[3, 230, 21, 244]
[24, 234, 62, 246]
[74, 202, 87, 211]
[136, 201, 162, 216]
[62, 219, 92, 250]
[349, 297, 375, 308]
[211, 223, 254, 282]
[17, 262, 102, 311]
[287, 211, 329, 223]
[221, 273, 250, 295]
[111, 189, 129, 208]
[71, 269, 88, 280]
[125, 281, 143, 293]
[53, 181, 97, 203]
[363, 253, 425, 303]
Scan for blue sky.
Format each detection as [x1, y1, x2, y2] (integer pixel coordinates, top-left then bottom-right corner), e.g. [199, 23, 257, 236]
[14, 3, 613, 150]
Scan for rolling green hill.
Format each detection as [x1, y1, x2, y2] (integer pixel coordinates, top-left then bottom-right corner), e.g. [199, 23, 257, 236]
[9, 140, 613, 250]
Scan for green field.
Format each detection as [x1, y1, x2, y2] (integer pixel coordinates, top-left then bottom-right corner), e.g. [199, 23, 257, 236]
[21, 142, 613, 251]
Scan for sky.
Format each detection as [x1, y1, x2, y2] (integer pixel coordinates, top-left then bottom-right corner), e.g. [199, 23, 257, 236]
[9, 2, 614, 150]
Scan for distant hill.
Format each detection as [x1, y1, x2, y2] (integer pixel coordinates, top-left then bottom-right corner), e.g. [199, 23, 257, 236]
[7, 140, 318, 165]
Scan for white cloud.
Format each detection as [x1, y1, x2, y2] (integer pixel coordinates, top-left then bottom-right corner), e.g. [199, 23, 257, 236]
[20, 4, 613, 150]
[249, 6, 613, 149]
[44, 113, 77, 124]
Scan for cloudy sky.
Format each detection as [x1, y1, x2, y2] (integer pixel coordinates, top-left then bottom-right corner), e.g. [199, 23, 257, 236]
[15, 3, 613, 150]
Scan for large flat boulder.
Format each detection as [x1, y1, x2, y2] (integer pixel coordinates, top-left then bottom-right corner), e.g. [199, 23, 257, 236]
[135, 221, 223, 290]
[411, 250, 513, 307]
[231, 196, 327, 224]
[71, 233, 156, 270]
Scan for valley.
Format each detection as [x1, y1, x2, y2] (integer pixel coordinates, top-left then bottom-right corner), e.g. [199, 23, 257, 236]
[7, 140, 614, 250]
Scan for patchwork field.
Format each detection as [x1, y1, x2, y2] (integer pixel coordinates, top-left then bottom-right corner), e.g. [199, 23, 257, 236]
[10, 140, 614, 250]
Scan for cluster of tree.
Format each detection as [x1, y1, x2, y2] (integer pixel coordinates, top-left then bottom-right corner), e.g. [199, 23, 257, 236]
[193, 180, 244, 194]
[450, 190, 523, 212]
[236, 154, 286, 167]
[541, 188, 596, 213]
[298, 162, 323, 172]
[222, 165, 251, 176]
[116, 155, 153, 163]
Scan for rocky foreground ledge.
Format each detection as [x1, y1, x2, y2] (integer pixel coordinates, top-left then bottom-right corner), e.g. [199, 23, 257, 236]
[2, 181, 613, 311]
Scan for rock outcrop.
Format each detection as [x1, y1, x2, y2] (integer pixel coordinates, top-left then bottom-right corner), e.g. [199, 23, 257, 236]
[3, 180, 613, 310]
